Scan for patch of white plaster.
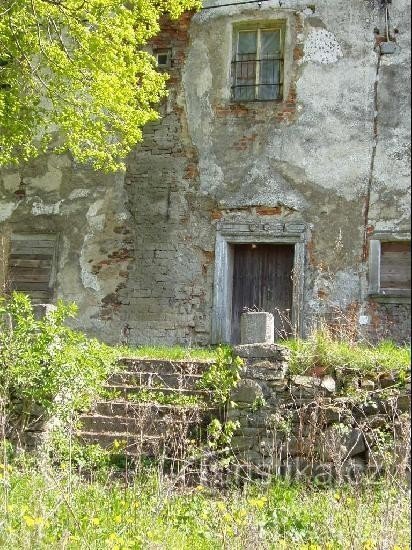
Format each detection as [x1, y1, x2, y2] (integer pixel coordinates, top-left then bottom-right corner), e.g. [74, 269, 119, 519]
[199, 159, 225, 195]
[86, 199, 106, 231]
[196, 64, 213, 98]
[115, 212, 128, 222]
[31, 199, 63, 216]
[330, 270, 359, 307]
[183, 35, 224, 196]
[313, 270, 359, 310]
[79, 234, 100, 292]
[68, 188, 91, 200]
[87, 199, 104, 218]
[304, 30, 343, 64]
[219, 160, 308, 210]
[359, 315, 370, 326]
[0, 202, 17, 222]
[58, 235, 70, 269]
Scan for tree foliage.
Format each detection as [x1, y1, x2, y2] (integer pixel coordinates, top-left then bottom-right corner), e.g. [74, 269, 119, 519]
[0, 0, 199, 172]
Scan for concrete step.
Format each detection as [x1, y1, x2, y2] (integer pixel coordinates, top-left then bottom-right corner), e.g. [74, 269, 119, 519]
[108, 371, 203, 390]
[78, 431, 165, 456]
[104, 384, 212, 400]
[79, 412, 208, 436]
[77, 357, 218, 460]
[117, 358, 213, 376]
[91, 400, 212, 417]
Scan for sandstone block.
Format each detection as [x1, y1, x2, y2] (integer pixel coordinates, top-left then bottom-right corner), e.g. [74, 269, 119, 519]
[240, 312, 274, 344]
[233, 343, 290, 360]
[244, 359, 288, 380]
[231, 379, 264, 404]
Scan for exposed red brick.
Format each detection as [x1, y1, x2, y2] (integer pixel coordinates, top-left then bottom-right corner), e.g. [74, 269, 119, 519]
[293, 46, 304, 61]
[295, 13, 304, 34]
[307, 238, 317, 267]
[256, 206, 282, 216]
[211, 210, 223, 220]
[202, 250, 214, 263]
[214, 104, 251, 118]
[185, 163, 199, 179]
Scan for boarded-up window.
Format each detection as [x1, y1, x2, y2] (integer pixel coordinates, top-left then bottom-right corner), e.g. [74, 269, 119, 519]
[8, 233, 58, 303]
[380, 241, 411, 291]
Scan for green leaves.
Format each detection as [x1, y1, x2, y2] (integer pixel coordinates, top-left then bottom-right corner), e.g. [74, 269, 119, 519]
[283, 330, 411, 377]
[0, 0, 200, 172]
[0, 292, 118, 431]
[197, 347, 243, 405]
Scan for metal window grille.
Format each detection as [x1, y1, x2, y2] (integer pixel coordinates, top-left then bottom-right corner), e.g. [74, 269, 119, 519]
[231, 55, 284, 101]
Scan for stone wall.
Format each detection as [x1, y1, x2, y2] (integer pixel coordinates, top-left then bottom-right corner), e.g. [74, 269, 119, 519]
[0, 0, 410, 345]
[228, 344, 411, 481]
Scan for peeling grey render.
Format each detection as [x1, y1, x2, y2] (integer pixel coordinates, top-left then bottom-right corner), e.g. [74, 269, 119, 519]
[0, 0, 410, 344]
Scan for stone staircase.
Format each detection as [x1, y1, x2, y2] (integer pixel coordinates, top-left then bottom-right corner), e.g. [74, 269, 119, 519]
[78, 358, 217, 458]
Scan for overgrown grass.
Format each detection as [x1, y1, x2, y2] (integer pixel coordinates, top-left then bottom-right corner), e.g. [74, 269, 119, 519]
[116, 345, 225, 362]
[282, 331, 411, 377]
[118, 336, 410, 379]
[0, 466, 409, 549]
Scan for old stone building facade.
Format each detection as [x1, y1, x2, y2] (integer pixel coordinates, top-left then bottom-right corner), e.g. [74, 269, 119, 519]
[0, 0, 410, 345]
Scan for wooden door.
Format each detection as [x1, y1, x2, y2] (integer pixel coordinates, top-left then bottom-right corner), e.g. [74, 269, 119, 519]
[231, 243, 294, 343]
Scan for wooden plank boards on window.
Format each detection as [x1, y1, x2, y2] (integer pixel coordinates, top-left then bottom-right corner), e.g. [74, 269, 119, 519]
[8, 233, 57, 303]
[380, 241, 411, 290]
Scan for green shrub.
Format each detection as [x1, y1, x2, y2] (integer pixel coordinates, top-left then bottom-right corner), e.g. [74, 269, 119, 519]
[0, 292, 118, 438]
[197, 346, 243, 405]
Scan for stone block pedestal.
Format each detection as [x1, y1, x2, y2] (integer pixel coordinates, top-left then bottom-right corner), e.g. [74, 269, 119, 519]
[240, 312, 274, 344]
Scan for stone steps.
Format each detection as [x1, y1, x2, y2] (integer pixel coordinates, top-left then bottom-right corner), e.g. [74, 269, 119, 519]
[80, 413, 206, 436]
[77, 358, 217, 459]
[79, 432, 165, 455]
[91, 400, 210, 417]
[117, 358, 213, 376]
[108, 371, 203, 389]
[104, 384, 211, 399]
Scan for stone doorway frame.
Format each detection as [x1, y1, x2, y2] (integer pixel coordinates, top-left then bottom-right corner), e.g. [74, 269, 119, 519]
[211, 219, 306, 344]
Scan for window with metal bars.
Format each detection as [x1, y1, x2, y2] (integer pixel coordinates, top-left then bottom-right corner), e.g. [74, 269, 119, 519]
[232, 26, 284, 102]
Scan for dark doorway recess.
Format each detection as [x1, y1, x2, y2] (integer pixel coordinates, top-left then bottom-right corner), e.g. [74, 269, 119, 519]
[231, 243, 294, 343]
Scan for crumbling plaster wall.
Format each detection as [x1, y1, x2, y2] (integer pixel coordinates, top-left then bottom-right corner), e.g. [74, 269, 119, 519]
[0, 155, 134, 341]
[0, 0, 410, 344]
[177, 0, 410, 342]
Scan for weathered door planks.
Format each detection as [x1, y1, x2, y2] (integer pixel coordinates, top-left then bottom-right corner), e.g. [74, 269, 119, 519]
[231, 243, 294, 343]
